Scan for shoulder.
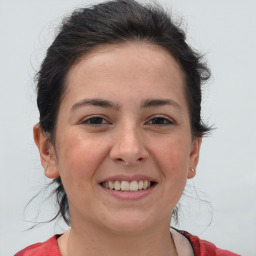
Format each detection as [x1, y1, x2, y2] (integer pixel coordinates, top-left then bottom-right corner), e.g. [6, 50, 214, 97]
[14, 235, 62, 256]
[176, 229, 241, 256]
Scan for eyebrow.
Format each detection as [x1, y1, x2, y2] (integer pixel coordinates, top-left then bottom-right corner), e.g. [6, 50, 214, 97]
[141, 98, 182, 110]
[71, 98, 182, 112]
[71, 98, 120, 112]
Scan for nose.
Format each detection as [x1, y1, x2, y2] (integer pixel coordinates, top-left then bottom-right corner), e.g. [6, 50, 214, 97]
[110, 124, 149, 166]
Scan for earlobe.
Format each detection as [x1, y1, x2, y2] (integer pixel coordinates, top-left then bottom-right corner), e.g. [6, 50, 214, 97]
[187, 137, 202, 179]
[33, 124, 60, 179]
[187, 167, 196, 179]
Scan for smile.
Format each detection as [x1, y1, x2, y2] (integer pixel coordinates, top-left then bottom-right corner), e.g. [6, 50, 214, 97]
[100, 180, 156, 192]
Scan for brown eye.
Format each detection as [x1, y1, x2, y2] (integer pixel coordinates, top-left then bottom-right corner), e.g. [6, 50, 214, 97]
[81, 116, 109, 125]
[146, 116, 174, 126]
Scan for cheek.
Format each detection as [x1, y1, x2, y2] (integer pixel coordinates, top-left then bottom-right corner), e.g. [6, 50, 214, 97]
[54, 131, 111, 209]
[150, 137, 191, 209]
[162, 138, 189, 163]
[56, 130, 107, 182]
[154, 137, 191, 179]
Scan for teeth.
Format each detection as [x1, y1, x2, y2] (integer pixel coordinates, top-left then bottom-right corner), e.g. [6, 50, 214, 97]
[121, 181, 130, 191]
[102, 180, 152, 192]
[143, 180, 149, 189]
[114, 181, 121, 191]
[109, 181, 114, 189]
[130, 181, 138, 191]
[138, 180, 144, 189]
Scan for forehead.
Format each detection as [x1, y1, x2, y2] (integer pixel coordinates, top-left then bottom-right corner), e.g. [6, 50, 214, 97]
[63, 41, 187, 107]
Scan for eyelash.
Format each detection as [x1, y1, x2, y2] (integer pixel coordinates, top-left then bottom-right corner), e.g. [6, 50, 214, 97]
[145, 115, 174, 126]
[80, 115, 174, 127]
[80, 115, 110, 126]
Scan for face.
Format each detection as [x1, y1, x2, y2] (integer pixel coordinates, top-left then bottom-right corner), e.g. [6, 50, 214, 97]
[35, 42, 201, 234]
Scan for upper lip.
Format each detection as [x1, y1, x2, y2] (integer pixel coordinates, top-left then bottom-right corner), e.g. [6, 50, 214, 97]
[99, 174, 158, 183]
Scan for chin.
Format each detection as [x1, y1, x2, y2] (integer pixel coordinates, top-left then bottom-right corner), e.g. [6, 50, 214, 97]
[102, 211, 158, 234]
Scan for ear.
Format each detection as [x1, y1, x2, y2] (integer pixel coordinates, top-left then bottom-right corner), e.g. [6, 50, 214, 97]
[33, 124, 60, 179]
[187, 137, 202, 179]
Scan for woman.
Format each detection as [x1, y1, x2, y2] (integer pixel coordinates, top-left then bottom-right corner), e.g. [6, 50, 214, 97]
[15, 0, 239, 255]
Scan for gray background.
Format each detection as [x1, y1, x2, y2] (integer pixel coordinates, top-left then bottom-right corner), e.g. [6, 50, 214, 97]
[1, 0, 255, 255]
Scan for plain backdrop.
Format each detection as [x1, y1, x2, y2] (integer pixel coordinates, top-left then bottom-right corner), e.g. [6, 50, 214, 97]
[1, 0, 255, 255]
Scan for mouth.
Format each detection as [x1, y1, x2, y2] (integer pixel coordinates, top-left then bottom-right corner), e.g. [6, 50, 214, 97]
[100, 180, 157, 192]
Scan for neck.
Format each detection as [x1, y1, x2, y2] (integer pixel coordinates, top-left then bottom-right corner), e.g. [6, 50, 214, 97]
[59, 221, 176, 256]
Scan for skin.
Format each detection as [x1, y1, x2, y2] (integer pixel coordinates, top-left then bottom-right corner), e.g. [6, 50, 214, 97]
[34, 42, 201, 256]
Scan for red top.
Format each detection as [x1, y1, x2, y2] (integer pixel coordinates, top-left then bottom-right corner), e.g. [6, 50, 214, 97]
[15, 231, 240, 256]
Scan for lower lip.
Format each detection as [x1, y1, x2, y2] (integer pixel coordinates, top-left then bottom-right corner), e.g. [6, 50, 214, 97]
[100, 185, 156, 200]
